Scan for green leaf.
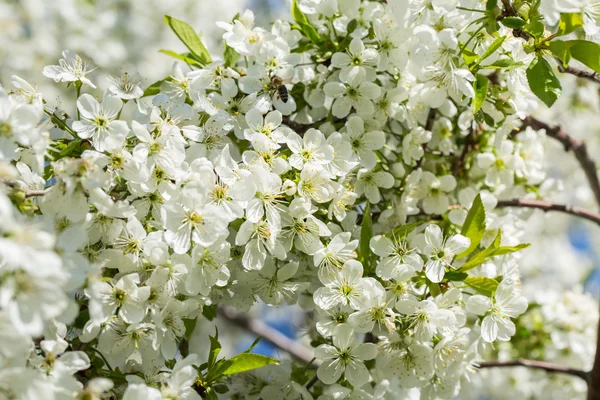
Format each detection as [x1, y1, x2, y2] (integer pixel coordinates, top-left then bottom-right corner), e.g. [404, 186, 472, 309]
[569, 40, 600, 73]
[243, 337, 262, 353]
[526, 56, 562, 107]
[164, 15, 212, 66]
[224, 43, 240, 68]
[477, 36, 506, 66]
[462, 48, 480, 66]
[427, 281, 441, 297]
[548, 40, 572, 67]
[360, 202, 373, 267]
[486, 0, 498, 10]
[208, 328, 221, 368]
[473, 75, 489, 113]
[390, 221, 422, 239]
[482, 59, 524, 70]
[202, 304, 217, 321]
[524, 19, 545, 38]
[159, 50, 203, 67]
[464, 276, 500, 296]
[501, 17, 526, 29]
[444, 271, 468, 281]
[183, 318, 197, 340]
[143, 79, 166, 97]
[221, 353, 279, 376]
[347, 19, 359, 35]
[460, 231, 530, 271]
[457, 194, 487, 257]
[556, 12, 583, 36]
[292, 0, 322, 44]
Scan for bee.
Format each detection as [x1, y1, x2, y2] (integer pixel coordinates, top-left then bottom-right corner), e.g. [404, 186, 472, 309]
[270, 75, 289, 103]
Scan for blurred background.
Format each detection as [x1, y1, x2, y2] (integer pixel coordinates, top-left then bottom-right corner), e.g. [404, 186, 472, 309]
[1, 0, 599, 398]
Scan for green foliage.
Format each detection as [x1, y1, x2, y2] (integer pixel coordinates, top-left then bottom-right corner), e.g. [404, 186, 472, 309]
[460, 230, 530, 272]
[291, 0, 322, 44]
[473, 75, 489, 113]
[569, 40, 600, 73]
[159, 50, 204, 67]
[391, 221, 422, 239]
[501, 17, 527, 29]
[143, 78, 168, 97]
[164, 15, 212, 66]
[556, 12, 583, 36]
[457, 194, 487, 258]
[221, 353, 279, 376]
[224, 43, 240, 68]
[464, 276, 500, 296]
[526, 56, 561, 107]
[197, 329, 278, 398]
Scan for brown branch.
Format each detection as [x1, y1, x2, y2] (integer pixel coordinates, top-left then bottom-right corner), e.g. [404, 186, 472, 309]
[477, 359, 589, 382]
[556, 61, 600, 84]
[217, 306, 318, 366]
[521, 116, 600, 208]
[496, 199, 600, 226]
[453, 124, 477, 176]
[3, 182, 48, 197]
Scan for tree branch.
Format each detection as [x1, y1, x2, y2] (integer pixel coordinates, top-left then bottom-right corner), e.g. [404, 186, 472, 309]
[217, 306, 318, 366]
[477, 359, 589, 381]
[496, 199, 600, 226]
[556, 61, 600, 84]
[521, 116, 600, 208]
[3, 182, 49, 197]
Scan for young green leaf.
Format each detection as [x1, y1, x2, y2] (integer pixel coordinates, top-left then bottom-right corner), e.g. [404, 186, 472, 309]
[183, 318, 197, 340]
[360, 202, 373, 267]
[456, 194, 486, 258]
[221, 353, 279, 376]
[569, 40, 600, 73]
[223, 43, 240, 68]
[473, 75, 489, 113]
[556, 12, 583, 36]
[143, 79, 167, 97]
[390, 221, 422, 239]
[208, 328, 221, 368]
[460, 231, 530, 271]
[291, 0, 322, 44]
[548, 40, 572, 67]
[464, 276, 500, 296]
[477, 36, 506, 66]
[159, 50, 203, 67]
[164, 15, 212, 66]
[501, 17, 526, 29]
[243, 337, 262, 353]
[526, 56, 562, 107]
[444, 271, 469, 281]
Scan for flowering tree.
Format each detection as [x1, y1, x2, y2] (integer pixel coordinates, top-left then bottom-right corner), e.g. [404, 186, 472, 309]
[1, 0, 600, 399]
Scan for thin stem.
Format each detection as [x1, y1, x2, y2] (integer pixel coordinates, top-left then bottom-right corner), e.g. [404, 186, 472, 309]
[88, 346, 113, 372]
[477, 359, 589, 381]
[496, 199, 600, 226]
[217, 306, 318, 366]
[457, 6, 486, 13]
[459, 25, 485, 56]
[520, 116, 600, 208]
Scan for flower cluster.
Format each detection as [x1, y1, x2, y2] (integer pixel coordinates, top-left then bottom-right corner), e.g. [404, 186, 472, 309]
[0, 0, 599, 399]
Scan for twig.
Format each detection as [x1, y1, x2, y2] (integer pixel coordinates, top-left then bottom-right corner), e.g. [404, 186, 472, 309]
[521, 116, 600, 208]
[217, 306, 318, 366]
[477, 359, 589, 381]
[496, 199, 600, 226]
[556, 61, 600, 84]
[3, 182, 49, 197]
